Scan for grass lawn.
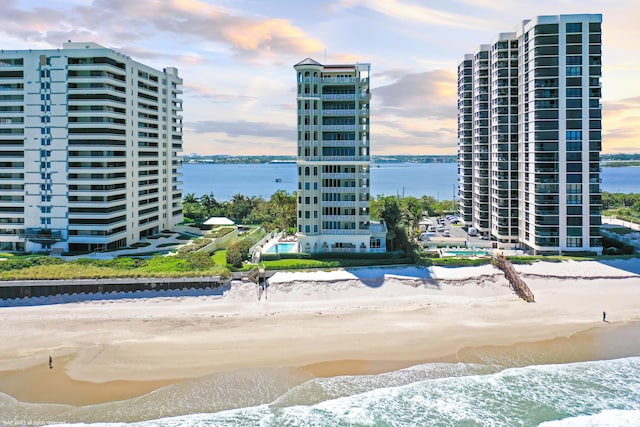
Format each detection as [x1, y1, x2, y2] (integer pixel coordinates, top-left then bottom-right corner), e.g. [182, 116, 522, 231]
[212, 250, 228, 267]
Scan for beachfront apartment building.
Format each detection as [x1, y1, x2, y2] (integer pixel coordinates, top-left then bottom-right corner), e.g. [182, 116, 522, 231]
[294, 58, 386, 253]
[458, 14, 603, 255]
[0, 42, 183, 253]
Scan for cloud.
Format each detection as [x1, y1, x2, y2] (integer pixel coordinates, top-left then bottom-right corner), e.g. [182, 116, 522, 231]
[603, 96, 640, 113]
[602, 96, 640, 153]
[183, 83, 258, 103]
[332, 0, 500, 30]
[0, 0, 323, 62]
[187, 120, 294, 139]
[373, 70, 458, 119]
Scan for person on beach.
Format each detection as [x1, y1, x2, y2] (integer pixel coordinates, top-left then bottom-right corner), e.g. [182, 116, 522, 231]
[602, 311, 607, 322]
[49, 355, 53, 369]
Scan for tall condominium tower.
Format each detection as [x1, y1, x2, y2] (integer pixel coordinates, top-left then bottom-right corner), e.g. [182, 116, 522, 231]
[458, 14, 602, 255]
[293, 58, 386, 253]
[0, 42, 183, 253]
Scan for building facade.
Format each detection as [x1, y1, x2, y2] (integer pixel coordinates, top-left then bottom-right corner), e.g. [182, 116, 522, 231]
[458, 14, 603, 255]
[0, 42, 183, 253]
[294, 58, 386, 253]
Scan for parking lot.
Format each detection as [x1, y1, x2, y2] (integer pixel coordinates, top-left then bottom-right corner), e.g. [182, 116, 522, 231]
[420, 215, 495, 249]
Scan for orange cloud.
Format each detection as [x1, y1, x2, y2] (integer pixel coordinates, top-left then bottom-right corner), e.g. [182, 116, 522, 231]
[603, 97, 640, 153]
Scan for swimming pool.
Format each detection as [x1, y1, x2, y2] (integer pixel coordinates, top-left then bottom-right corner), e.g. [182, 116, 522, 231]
[264, 242, 298, 254]
[441, 249, 489, 257]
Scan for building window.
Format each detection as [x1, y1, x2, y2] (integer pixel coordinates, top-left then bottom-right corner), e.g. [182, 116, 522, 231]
[305, 182, 310, 190]
[566, 56, 582, 66]
[305, 225, 310, 233]
[566, 87, 582, 97]
[566, 23, 582, 33]
[566, 237, 583, 247]
[567, 194, 583, 205]
[314, 225, 318, 233]
[566, 66, 582, 76]
[305, 211, 310, 219]
[566, 130, 582, 140]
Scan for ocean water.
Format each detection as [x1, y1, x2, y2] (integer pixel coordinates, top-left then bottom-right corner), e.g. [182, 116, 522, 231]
[2, 357, 639, 426]
[181, 163, 640, 201]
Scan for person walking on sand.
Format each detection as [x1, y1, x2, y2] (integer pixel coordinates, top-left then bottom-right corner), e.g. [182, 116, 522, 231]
[49, 355, 53, 369]
[602, 311, 607, 322]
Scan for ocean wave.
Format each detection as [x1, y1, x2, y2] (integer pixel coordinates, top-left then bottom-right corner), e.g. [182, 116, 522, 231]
[538, 409, 640, 426]
[32, 357, 640, 427]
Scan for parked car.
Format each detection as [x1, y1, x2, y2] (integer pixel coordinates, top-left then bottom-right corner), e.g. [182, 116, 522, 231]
[468, 227, 478, 236]
[442, 229, 451, 237]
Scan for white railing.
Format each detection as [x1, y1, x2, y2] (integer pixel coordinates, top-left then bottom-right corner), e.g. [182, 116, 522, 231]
[322, 109, 355, 116]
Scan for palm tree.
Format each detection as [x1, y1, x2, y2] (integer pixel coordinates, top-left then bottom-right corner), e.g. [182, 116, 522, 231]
[402, 202, 422, 242]
[377, 196, 402, 251]
[200, 193, 218, 217]
[183, 193, 198, 204]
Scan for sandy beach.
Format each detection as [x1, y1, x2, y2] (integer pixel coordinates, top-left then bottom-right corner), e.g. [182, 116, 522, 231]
[0, 259, 639, 407]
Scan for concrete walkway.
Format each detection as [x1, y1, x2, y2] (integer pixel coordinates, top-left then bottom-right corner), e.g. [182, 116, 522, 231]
[602, 216, 640, 231]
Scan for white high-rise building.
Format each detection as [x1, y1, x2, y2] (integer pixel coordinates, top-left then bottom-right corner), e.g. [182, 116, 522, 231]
[458, 14, 603, 255]
[294, 58, 386, 253]
[0, 42, 183, 253]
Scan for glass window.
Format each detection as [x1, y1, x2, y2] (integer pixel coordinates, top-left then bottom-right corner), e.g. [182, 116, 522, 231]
[566, 131, 582, 140]
[566, 66, 582, 76]
[566, 87, 582, 97]
[566, 23, 582, 33]
[566, 56, 582, 65]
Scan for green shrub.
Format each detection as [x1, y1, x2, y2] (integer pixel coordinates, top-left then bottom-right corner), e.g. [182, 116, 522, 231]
[176, 237, 212, 253]
[261, 252, 311, 261]
[312, 251, 405, 260]
[206, 227, 235, 238]
[226, 239, 254, 268]
[177, 251, 215, 270]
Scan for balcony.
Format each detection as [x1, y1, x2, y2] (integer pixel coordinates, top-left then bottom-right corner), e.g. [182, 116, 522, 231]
[322, 140, 357, 147]
[322, 109, 355, 116]
[321, 76, 357, 84]
[322, 229, 371, 235]
[24, 228, 64, 243]
[322, 93, 355, 101]
[323, 124, 356, 131]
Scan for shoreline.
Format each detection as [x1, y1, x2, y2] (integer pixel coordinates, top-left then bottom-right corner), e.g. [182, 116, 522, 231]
[0, 260, 638, 407]
[1, 321, 638, 407]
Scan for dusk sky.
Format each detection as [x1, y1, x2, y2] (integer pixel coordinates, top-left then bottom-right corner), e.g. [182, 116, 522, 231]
[1, 0, 638, 155]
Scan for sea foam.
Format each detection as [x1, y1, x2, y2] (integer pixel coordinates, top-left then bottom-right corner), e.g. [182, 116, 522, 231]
[35, 357, 640, 427]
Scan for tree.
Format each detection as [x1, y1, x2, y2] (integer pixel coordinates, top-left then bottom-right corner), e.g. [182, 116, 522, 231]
[183, 193, 198, 204]
[377, 196, 402, 252]
[402, 198, 423, 242]
[200, 193, 219, 218]
[226, 239, 254, 268]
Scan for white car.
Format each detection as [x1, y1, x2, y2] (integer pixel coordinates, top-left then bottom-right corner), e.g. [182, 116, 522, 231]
[442, 230, 451, 237]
